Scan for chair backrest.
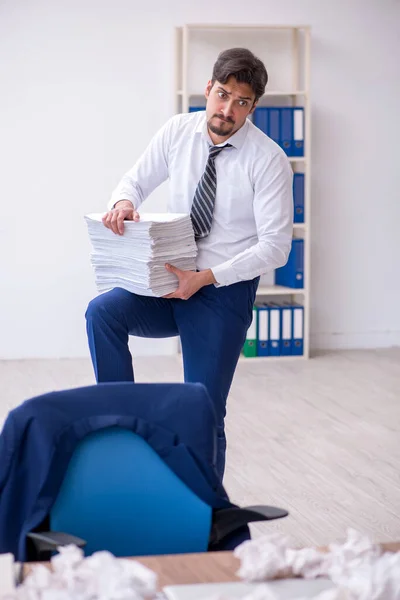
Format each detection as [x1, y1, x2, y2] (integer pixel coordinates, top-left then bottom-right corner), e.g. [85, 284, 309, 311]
[50, 427, 212, 557]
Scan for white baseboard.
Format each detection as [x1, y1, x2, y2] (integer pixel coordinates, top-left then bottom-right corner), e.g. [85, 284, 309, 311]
[311, 331, 400, 350]
[4, 333, 399, 360]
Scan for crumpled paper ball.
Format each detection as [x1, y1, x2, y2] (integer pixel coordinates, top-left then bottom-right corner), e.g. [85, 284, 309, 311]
[6, 544, 158, 600]
[233, 529, 400, 600]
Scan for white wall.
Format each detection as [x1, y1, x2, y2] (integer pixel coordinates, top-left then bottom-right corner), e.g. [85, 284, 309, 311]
[0, 0, 399, 359]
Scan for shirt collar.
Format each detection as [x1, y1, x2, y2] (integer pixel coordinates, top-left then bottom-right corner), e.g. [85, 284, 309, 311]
[195, 112, 249, 150]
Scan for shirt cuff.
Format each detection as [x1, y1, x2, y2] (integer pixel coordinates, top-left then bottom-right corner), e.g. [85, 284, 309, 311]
[107, 196, 135, 211]
[211, 263, 237, 287]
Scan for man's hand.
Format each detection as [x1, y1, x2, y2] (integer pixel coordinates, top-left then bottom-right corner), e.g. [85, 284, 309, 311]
[102, 200, 140, 235]
[163, 265, 216, 300]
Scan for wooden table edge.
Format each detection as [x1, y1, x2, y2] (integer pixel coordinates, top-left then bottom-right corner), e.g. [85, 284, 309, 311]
[22, 542, 400, 587]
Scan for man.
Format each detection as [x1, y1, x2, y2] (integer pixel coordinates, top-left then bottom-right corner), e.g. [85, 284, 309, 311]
[86, 47, 293, 480]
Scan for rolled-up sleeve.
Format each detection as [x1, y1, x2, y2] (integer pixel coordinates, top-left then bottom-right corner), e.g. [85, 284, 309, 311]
[211, 152, 294, 286]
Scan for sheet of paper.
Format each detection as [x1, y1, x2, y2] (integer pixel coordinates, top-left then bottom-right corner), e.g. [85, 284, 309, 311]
[0, 553, 16, 595]
[163, 579, 335, 600]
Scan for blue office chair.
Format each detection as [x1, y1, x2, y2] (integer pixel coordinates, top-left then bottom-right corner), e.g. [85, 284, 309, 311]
[27, 426, 288, 559]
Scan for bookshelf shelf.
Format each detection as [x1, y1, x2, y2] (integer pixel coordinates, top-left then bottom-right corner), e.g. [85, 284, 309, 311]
[256, 285, 304, 296]
[288, 157, 306, 163]
[239, 354, 306, 363]
[183, 24, 311, 31]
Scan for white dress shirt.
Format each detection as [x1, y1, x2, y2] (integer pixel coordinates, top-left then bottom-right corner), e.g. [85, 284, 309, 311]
[109, 111, 293, 287]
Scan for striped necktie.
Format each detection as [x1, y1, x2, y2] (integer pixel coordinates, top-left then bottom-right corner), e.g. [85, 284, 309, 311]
[190, 143, 232, 240]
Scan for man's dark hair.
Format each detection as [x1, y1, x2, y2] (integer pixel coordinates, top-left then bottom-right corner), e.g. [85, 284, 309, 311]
[211, 48, 268, 102]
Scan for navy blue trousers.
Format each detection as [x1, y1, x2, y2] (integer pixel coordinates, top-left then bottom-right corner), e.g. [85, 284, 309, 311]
[85, 278, 259, 479]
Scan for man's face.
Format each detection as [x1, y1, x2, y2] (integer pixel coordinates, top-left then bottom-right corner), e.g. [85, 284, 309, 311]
[205, 76, 257, 143]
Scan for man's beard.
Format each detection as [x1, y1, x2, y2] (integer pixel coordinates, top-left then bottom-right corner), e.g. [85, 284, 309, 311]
[207, 114, 235, 137]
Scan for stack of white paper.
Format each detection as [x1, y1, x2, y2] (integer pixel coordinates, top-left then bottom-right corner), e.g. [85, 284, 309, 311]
[85, 213, 197, 297]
